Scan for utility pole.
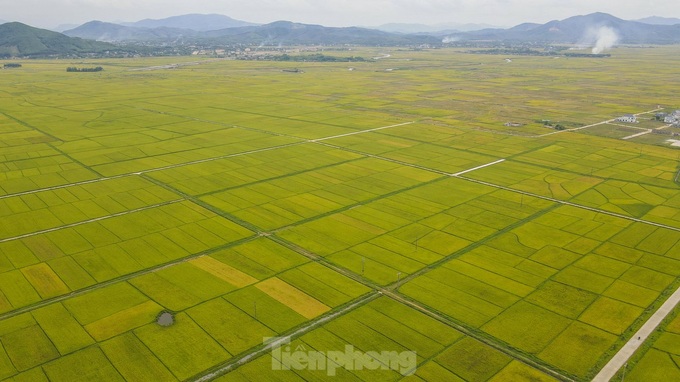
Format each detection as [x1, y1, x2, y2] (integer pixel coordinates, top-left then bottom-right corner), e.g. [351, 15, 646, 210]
[413, 233, 426, 252]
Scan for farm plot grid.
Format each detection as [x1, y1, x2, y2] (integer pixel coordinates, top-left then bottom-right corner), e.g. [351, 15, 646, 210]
[0, 49, 679, 382]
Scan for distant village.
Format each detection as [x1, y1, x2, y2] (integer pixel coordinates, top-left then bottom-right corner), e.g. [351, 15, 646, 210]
[617, 110, 680, 127]
[659, 110, 680, 126]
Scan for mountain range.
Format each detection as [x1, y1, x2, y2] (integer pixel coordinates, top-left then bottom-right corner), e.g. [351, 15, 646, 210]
[63, 17, 439, 45]
[121, 14, 257, 31]
[64, 21, 201, 42]
[635, 16, 680, 25]
[0, 22, 116, 58]
[61, 13, 680, 46]
[373, 22, 502, 34]
[452, 12, 680, 44]
[3, 13, 680, 58]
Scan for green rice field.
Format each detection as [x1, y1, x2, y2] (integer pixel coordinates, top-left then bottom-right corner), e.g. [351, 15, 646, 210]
[0, 46, 679, 381]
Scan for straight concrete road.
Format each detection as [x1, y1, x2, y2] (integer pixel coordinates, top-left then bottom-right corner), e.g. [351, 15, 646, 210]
[592, 286, 680, 381]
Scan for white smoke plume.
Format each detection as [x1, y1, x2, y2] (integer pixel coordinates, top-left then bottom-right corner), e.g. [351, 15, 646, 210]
[442, 36, 460, 43]
[590, 26, 619, 54]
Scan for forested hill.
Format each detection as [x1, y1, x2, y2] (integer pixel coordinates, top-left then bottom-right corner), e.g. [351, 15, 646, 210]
[0, 22, 116, 57]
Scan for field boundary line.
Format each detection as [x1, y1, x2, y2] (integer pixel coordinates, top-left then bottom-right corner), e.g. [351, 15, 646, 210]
[138, 108, 297, 139]
[269, 199, 571, 380]
[0, 116, 413, 203]
[459, 177, 680, 232]
[0, 199, 183, 243]
[270, 176, 448, 234]
[309, 121, 415, 142]
[195, 156, 367, 198]
[387, 204, 559, 290]
[0, 176, 119, 200]
[0, 118, 412, 201]
[271, 232, 574, 382]
[0, 234, 261, 322]
[316, 142, 452, 175]
[383, 291, 575, 382]
[593, 285, 680, 381]
[193, 292, 381, 382]
[0, 111, 106, 178]
[0, 108, 663, 202]
[139, 174, 264, 235]
[0, 142, 304, 200]
[316, 141, 680, 233]
[139, 142, 305, 174]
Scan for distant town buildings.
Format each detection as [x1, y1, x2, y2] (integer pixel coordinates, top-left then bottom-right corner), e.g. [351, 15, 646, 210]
[617, 114, 637, 123]
[664, 110, 680, 125]
[504, 122, 523, 127]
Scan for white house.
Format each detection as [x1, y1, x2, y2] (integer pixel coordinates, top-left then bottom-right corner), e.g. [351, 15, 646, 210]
[665, 110, 680, 124]
[617, 114, 637, 123]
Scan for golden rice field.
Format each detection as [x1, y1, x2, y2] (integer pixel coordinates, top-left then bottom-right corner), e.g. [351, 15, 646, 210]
[0, 45, 679, 381]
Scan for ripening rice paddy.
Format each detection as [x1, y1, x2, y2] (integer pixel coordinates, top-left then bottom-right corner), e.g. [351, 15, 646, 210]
[0, 46, 679, 381]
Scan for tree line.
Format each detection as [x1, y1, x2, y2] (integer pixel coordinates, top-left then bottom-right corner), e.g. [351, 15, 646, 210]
[66, 67, 103, 72]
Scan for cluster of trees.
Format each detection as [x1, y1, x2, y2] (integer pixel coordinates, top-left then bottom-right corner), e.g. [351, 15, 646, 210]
[3, 63, 21, 68]
[66, 66, 103, 72]
[537, 120, 566, 130]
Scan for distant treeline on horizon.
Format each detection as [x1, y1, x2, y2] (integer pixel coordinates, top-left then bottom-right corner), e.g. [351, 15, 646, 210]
[66, 66, 103, 72]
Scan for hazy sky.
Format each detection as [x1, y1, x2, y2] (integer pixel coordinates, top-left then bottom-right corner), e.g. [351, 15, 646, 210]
[2, 0, 679, 29]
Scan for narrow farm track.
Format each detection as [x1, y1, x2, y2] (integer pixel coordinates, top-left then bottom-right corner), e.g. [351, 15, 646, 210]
[0, 141, 305, 200]
[193, 292, 382, 382]
[0, 199, 183, 243]
[622, 129, 653, 140]
[451, 159, 506, 176]
[309, 121, 415, 142]
[316, 141, 452, 176]
[457, 176, 680, 233]
[0, 176, 119, 200]
[536, 107, 663, 138]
